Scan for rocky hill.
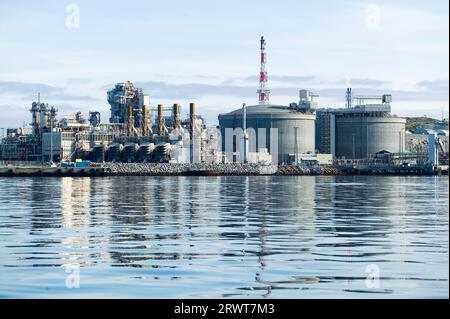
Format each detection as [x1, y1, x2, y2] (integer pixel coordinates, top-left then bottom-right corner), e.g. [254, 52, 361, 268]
[405, 116, 447, 133]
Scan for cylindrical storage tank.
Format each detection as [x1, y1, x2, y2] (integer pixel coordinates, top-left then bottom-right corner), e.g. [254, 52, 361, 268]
[107, 143, 123, 162]
[218, 104, 316, 164]
[335, 116, 406, 159]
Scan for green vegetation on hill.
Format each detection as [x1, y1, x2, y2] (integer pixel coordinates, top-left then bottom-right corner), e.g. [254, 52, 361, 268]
[405, 116, 443, 133]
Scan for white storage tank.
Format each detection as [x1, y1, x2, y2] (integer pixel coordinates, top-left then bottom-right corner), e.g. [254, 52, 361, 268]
[218, 104, 316, 164]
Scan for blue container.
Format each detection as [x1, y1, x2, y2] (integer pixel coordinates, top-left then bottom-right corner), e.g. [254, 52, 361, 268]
[75, 161, 90, 168]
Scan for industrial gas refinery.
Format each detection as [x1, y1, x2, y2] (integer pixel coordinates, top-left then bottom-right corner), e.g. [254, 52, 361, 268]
[0, 36, 448, 176]
[5, 83, 218, 165]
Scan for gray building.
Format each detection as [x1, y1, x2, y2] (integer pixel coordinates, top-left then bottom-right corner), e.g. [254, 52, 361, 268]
[42, 131, 73, 162]
[315, 109, 335, 155]
[218, 104, 316, 164]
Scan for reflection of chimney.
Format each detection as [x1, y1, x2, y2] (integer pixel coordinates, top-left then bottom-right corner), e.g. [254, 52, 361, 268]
[189, 103, 195, 163]
[173, 103, 181, 130]
[158, 104, 165, 135]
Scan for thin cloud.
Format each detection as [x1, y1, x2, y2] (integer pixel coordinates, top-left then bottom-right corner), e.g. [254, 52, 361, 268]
[335, 78, 388, 87]
[416, 79, 449, 93]
[66, 78, 92, 85]
[22, 93, 99, 102]
[0, 81, 98, 102]
[242, 75, 317, 83]
[0, 103, 24, 111]
[134, 81, 255, 99]
[0, 81, 64, 94]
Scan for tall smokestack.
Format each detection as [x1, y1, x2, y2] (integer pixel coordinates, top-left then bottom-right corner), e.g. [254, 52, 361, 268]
[157, 104, 165, 135]
[142, 104, 152, 136]
[127, 105, 133, 136]
[346, 88, 353, 108]
[257, 36, 270, 105]
[173, 103, 181, 130]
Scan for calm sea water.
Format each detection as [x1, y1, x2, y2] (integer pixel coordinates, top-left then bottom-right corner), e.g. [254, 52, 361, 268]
[0, 176, 448, 298]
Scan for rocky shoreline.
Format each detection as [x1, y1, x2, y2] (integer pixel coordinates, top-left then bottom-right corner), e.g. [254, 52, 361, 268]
[1, 162, 445, 177]
[103, 163, 278, 175]
[0, 163, 279, 177]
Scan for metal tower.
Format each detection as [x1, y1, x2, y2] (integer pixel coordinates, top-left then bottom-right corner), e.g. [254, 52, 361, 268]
[257, 36, 270, 105]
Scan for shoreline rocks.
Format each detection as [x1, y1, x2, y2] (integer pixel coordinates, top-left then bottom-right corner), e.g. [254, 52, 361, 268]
[103, 163, 279, 176]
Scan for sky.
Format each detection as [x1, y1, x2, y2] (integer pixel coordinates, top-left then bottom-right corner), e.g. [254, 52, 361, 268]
[0, 0, 448, 130]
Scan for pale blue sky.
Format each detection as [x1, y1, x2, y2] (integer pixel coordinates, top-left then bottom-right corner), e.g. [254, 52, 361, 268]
[0, 0, 448, 128]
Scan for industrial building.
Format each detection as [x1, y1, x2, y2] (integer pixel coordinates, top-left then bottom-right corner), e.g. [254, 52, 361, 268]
[0, 81, 224, 164]
[316, 90, 407, 159]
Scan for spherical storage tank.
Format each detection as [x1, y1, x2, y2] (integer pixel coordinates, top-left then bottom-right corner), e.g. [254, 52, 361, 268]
[335, 115, 406, 159]
[218, 104, 316, 164]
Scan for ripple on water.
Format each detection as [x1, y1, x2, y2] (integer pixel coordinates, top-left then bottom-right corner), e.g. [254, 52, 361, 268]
[0, 175, 448, 298]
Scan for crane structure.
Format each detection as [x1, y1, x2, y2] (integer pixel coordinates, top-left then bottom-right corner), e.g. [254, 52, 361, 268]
[257, 36, 270, 105]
